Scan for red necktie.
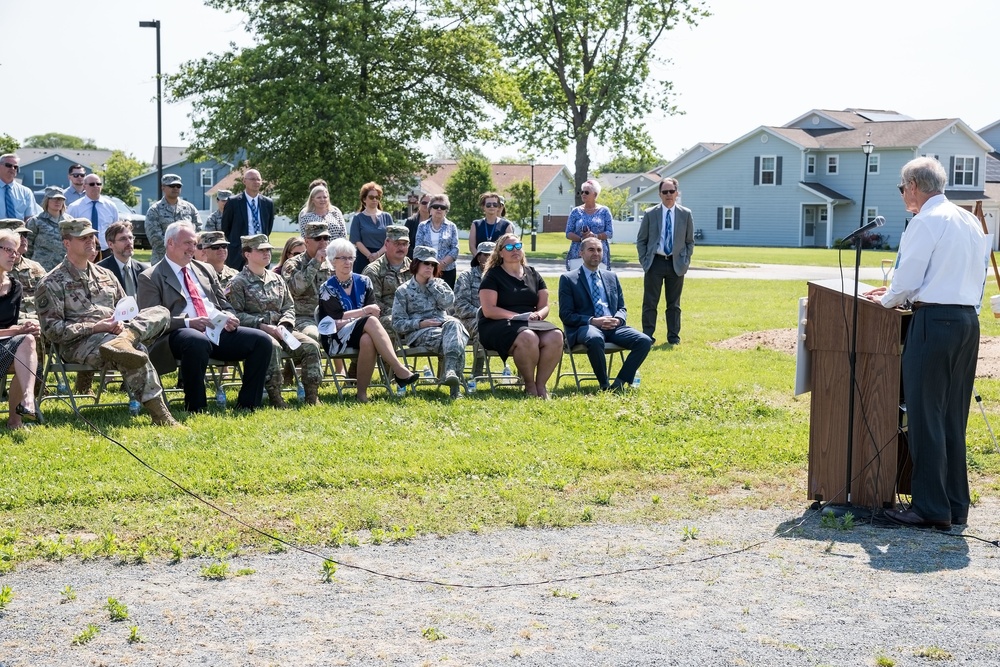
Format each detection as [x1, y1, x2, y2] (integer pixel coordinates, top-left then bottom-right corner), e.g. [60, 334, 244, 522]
[182, 266, 209, 318]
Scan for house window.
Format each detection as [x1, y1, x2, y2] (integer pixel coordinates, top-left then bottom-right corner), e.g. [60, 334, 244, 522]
[827, 155, 839, 174]
[33, 170, 44, 186]
[760, 156, 776, 185]
[866, 207, 878, 223]
[717, 206, 740, 230]
[806, 155, 816, 175]
[723, 206, 735, 230]
[200, 168, 214, 188]
[954, 156, 975, 186]
[868, 154, 880, 174]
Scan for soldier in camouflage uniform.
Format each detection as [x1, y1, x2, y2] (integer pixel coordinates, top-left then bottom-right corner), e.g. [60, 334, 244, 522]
[145, 174, 202, 265]
[282, 221, 332, 341]
[202, 189, 231, 233]
[392, 246, 469, 398]
[197, 231, 239, 291]
[228, 235, 323, 406]
[25, 186, 70, 271]
[362, 224, 411, 337]
[34, 219, 180, 426]
[453, 241, 494, 378]
[0, 219, 47, 324]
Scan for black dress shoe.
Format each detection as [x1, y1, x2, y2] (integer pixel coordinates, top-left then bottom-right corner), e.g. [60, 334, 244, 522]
[395, 372, 420, 387]
[15, 404, 39, 422]
[952, 515, 968, 526]
[885, 508, 951, 530]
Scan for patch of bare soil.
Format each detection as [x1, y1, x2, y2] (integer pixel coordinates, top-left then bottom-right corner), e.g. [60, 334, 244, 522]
[715, 329, 1000, 379]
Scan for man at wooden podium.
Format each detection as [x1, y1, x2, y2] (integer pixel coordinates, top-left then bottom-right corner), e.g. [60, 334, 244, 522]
[865, 157, 989, 531]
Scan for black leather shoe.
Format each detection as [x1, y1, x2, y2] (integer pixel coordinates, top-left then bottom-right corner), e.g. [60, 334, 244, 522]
[395, 372, 420, 388]
[952, 515, 968, 526]
[15, 404, 39, 422]
[885, 508, 951, 530]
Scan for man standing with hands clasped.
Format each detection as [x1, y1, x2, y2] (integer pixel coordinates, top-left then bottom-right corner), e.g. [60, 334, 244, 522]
[222, 169, 274, 270]
[865, 157, 989, 531]
[636, 177, 694, 345]
[559, 237, 651, 391]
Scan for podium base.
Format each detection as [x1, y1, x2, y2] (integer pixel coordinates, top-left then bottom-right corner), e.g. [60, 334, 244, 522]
[810, 501, 873, 522]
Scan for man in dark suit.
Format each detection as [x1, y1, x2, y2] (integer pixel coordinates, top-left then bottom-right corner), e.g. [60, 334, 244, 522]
[558, 237, 652, 391]
[98, 221, 148, 297]
[636, 177, 694, 345]
[220, 169, 274, 270]
[137, 221, 273, 412]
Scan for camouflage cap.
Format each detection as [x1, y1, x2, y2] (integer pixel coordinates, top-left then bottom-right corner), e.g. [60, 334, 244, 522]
[162, 173, 183, 186]
[303, 221, 331, 239]
[198, 231, 229, 247]
[475, 241, 496, 257]
[216, 189, 233, 201]
[0, 218, 30, 233]
[58, 218, 99, 237]
[412, 246, 439, 263]
[44, 185, 66, 200]
[241, 234, 275, 251]
[386, 224, 410, 242]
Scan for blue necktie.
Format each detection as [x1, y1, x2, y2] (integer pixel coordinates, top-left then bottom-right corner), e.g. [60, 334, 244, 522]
[248, 199, 260, 234]
[664, 209, 673, 255]
[590, 270, 605, 316]
[91, 200, 99, 232]
[3, 184, 14, 218]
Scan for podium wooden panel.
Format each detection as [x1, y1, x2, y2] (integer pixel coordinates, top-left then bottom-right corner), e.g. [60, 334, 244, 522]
[805, 279, 911, 508]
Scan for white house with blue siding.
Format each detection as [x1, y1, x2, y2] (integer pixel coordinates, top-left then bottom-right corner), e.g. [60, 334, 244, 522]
[635, 109, 993, 249]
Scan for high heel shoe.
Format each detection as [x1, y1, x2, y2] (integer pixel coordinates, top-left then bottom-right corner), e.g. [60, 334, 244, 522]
[394, 371, 420, 387]
[15, 404, 40, 422]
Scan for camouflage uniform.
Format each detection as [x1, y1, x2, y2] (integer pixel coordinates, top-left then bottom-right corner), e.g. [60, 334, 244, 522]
[35, 259, 172, 402]
[146, 198, 202, 265]
[10, 256, 47, 324]
[203, 209, 223, 233]
[25, 211, 69, 271]
[228, 264, 323, 396]
[363, 255, 410, 337]
[391, 276, 468, 379]
[452, 265, 484, 339]
[282, 251, 332, 341]
[215, 264, 239, 292]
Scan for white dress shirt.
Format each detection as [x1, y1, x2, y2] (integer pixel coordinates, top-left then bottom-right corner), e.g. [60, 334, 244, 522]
[67, 195, 119, 250]
[164, 257, 214, 322]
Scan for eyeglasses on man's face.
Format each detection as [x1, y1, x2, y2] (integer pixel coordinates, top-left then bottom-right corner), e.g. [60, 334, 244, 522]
[71, 172, 86, 178]
[578, 190, 594, 196]
[897, 183, 907, 195]
[660, 189, 677, 195]
[85, 181, 103, 187]
[1, 162, 19, 172]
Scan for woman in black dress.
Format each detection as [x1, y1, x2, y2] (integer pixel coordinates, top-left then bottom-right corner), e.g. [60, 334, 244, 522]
[478, 233, 563, 399]
[0, 230, 40, 429]
[317, 238, 419, 403]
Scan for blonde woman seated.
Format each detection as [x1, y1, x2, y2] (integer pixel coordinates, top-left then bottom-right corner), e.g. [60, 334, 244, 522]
[392, 246, 469, 399]
[478, 234, 563, 399]
[317, 238, 419, 402]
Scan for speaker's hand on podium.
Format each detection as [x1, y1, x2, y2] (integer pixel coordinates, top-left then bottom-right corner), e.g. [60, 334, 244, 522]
[862, 286, 886, 303]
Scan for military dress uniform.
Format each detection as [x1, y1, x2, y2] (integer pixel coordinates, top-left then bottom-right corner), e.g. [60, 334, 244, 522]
[146, 198, 202, 265]
[35, 258, 173, 404]
[228, 243, 324, 405]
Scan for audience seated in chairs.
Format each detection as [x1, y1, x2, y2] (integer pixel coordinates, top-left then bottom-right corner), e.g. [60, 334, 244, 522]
[391, 246, 469, 399]
[0, 228, 40, 429]
[317, 237, 419, 403]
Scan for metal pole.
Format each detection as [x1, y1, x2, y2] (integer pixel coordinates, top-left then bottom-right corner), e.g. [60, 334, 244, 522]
[530, 160, 536, 251]
[139, 20, 163, 203]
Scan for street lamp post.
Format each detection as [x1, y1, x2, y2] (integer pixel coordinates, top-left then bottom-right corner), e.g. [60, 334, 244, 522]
[529, 158, 536, 251]
[139, 19, 163, 202]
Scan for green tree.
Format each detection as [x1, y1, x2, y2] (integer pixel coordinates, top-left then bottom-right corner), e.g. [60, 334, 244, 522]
[168, 0, 507, 216]
[23, 133, 102, 150]
[598, 152, 665, 173]
[504, 178, 538, 233]
[444, 151, 495, 230]
[598, 186, 630, 220]
[0, 134, 19, 155]
[492, 0, 708, 201]
[97, 151, 148, 207]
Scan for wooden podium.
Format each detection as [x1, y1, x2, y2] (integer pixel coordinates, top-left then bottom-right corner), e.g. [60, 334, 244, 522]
[805, 279, 911, 509]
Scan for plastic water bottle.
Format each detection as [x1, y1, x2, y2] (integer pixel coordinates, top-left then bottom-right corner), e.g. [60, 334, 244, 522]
[215, 386, 227, 407]
[57, 379, 69, 395]
[423, 366, 433, 379]
[632, 371, 641, 389]
[296, 381, 306, 402]
[128, 397, 141, 417]
[397, 384, 407, 397]
[502, 365, 512, 378]
[467, 378, 477, 393]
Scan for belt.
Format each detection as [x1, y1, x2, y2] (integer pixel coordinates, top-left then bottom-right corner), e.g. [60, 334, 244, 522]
[911, 302, 975, 312]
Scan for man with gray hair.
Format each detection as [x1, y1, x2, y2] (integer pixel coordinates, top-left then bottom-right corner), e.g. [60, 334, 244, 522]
[866, 157, 989, 530]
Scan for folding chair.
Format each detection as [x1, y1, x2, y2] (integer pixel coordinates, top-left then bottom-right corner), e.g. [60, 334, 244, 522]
[38, 344, 131, 413]
[556, 341, 627, 390]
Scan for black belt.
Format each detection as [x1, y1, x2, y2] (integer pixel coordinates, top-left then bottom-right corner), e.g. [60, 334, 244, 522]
[911, 302, 975, 312]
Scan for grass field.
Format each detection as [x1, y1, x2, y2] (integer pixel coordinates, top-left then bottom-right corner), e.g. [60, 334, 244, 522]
[3, 255, 999, 568]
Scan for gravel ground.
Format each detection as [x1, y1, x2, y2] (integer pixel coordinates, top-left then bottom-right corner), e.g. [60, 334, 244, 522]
[2, 501, 1000, 666]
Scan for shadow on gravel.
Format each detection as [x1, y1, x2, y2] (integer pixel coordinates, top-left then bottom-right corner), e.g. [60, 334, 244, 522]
[774, 507, 970, 573]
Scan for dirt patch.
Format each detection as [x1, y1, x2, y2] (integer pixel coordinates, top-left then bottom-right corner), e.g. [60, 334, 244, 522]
[715, 328, 1000, 378]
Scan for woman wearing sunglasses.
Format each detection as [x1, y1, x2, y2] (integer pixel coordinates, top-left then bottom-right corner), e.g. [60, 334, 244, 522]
[349, 182, 392, 275]
[565, 178, 613, 271]
[478, 234, 563, 399]
[468, 191, 514, 255]
[414, 194, 460, 289]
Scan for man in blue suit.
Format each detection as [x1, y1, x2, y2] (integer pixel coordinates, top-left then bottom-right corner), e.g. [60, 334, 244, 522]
[558, 237, 652, 391]
[221, 169, 274, 270]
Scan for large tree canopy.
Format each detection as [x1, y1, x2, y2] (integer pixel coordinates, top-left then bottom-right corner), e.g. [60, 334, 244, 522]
[493, 0, 708, 201]
[24, 133, 102, 150]
[168, 0, 507, 215]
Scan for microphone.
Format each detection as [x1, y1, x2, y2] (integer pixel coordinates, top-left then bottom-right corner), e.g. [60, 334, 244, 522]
[842, 215, 885, 244]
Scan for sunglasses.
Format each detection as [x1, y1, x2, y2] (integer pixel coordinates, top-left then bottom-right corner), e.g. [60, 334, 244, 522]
[430, 204, 448, 210]
[897, 183, 906, 194]
[419, 200, 430, 206]
[366, 194, 381, 200]
[71, 172, 86, 178]
[578, 190, 593, 196]
[85, 182, 103, 187]
[483, 202, 501, 208]
[503, 242, 523, 251]
[165, 184, 182, 189]
[660, 189, 677, 195]
[2, 162, 19, 171]
[289, 250, 305, 257]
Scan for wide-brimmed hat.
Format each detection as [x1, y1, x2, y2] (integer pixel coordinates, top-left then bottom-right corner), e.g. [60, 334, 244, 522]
[412, 246, 439, 264]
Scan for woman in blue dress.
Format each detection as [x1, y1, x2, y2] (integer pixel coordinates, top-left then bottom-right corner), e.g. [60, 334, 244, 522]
[565, 178, 613, 270]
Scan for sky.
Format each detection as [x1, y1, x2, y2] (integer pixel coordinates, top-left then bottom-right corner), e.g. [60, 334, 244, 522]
[3, 0, 999, 170]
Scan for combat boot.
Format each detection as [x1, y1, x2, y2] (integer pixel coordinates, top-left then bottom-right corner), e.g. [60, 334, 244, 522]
[99, 327, 147, 370]
[74, 370, 95, 395]
[267, 385, 289, 409]
[142, 395, 183, 427]
[304, 381, 320, 406]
